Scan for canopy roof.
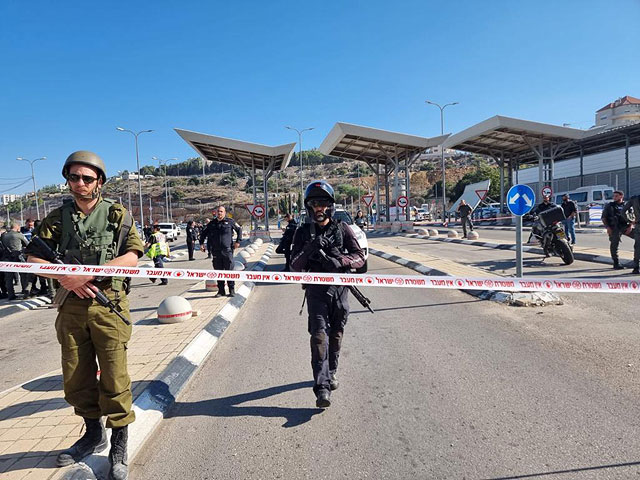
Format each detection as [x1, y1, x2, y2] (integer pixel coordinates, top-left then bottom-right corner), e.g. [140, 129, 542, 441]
[442, 115, 640, 164]
[319, 122, 448, 165]
[175, 128, 296, 171]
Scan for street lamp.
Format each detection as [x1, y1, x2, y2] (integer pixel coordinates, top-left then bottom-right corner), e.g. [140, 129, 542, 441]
[152, 157, 177, 221]
[117, 127, 153, 228]
[285, 126, 314, 214]
[425, 100, 458, 222]
[16, 156, 46, 220]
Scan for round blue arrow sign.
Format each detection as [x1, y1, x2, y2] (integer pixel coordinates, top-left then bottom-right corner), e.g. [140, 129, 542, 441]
[507, 184, 536, 216]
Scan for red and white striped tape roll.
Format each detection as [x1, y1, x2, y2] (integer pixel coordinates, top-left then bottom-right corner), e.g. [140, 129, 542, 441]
[0, 261, 637, 294]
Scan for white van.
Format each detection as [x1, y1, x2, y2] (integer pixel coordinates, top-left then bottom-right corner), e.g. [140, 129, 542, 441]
[554, 185, 614, 208]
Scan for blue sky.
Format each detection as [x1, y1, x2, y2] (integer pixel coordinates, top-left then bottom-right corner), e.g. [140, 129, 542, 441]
[1, 0, 639, 193]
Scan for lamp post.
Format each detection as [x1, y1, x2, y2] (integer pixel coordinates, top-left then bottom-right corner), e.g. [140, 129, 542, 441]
[195, 199, 202, 217]
[16, 156, 46, 220]
[285, 126, 314, 214]
[425, 100, 458, 222]
[117, 127, 153, 228]
[152, 157, 177, 221]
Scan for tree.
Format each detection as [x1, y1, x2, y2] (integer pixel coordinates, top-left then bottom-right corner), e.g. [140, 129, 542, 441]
[450, 162, 501, 201]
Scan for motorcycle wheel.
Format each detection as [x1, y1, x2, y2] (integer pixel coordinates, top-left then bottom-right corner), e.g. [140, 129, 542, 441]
[555, 238, 574, 265]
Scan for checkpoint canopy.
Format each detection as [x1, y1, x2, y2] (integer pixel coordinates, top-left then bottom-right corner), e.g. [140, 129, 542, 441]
[175, 128, 296, 233]
[319, 122, 448, 222]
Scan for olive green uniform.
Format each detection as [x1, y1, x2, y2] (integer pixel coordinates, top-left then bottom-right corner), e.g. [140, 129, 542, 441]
[26, 198, 144, 428]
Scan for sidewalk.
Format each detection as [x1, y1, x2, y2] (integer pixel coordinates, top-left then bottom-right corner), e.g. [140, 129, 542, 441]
[0, 242, 273, 480]
[371, 230, 635, 268]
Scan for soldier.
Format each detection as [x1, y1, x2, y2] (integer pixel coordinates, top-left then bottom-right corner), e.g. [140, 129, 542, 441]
[1, 222, 29, 300]
[602, 190, 631, 270]
[622, 194, 640, 274]
[26, 151, 144, 480]
[199, 206, 242, 297]
[291, 181, 365, 408]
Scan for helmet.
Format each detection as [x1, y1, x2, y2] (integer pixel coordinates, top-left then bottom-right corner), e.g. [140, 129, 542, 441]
[304, 180, 335, 218]
[62, 151, 107, 183]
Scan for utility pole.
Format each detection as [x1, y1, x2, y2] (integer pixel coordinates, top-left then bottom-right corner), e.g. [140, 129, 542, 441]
[117, 127, 153, 228]
[16, 156, 46, 220]
[285, 126, 314, 214]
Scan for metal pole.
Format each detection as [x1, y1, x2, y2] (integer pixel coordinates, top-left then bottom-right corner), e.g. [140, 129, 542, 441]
[516, 215, 523, 277]
[17, 157, 46, 220]
[285, 126, 314, 216]
[134, 134, 144, 228]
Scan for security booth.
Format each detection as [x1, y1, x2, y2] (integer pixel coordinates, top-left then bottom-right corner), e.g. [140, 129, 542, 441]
[318, 122, 447, 229]
[175, 128, 295, 240]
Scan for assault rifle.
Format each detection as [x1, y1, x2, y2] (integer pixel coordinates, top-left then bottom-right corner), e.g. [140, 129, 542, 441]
[313, 247, 374, 314]
[29, 236, 131, 325]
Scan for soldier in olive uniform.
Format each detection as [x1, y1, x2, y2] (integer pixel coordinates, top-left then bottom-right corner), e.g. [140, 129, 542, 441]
[26, 151, 144, 480]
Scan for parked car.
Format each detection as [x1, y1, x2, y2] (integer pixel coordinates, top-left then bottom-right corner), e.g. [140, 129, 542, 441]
[157, 222, 179, 242]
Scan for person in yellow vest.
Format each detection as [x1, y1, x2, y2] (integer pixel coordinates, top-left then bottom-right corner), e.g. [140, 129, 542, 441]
[25, 151, 143, 480]
[145, 224, 170, 285]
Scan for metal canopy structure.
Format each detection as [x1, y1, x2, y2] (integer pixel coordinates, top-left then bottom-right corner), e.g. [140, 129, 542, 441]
[319, 122, 448, 221]
[443, 116, 640, 211]
[175, 128, 296, 230]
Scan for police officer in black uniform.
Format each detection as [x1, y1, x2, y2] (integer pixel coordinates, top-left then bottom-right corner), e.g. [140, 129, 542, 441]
[291, 181, 365, 408]
[186, 220, 198, 261]
[622, 194, 640, 274]
[199, 206, 242, 296]
[602, 190, 630, 270]
[276, 213, 297, 271]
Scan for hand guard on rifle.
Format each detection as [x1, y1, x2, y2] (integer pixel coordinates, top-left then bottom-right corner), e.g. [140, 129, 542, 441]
[322, 254, 343, 272]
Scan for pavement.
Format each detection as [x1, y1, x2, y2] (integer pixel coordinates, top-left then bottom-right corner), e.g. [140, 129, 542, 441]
[0, 240, 274, 480]
[373, 228, 636, 268]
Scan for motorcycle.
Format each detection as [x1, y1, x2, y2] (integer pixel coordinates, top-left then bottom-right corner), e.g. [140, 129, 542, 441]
[525, 206, 574, 265]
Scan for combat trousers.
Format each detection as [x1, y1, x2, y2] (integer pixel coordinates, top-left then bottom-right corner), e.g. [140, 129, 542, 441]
[461, 216, 474, 237]
[187, 240, 195, 260]
[634, 227, 640, 269]
[213, 249, 234, 291]
[56, 291, 134, 428]
[609, 229, 624, 263]
[306, 286, 349, 393]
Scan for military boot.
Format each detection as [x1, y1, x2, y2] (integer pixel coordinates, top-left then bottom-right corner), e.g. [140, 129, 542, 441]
[215, 288, 226, 298]
[613, 259, 624, 270]
[227, 287, 235, 297]
[108, 426, 129, 480]
[329, 372, 339, 391]
[316, 389, 331, 409]
[57, 417, 107, 466]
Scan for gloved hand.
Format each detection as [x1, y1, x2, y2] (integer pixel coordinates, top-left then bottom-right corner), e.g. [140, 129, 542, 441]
[322, 255, 343, 272]
[311, 236, 331, 250]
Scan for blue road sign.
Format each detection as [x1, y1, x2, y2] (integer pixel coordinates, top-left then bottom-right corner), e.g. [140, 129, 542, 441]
[507, 184, 536, 216]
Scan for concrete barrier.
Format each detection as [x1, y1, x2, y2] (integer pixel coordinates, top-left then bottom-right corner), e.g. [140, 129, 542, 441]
[157, 296, 193, 324]
[205, 280, 218, 292]
[239, 250, 251, 260]
[400, 221, 413, 232]
[428, 229, 439, 237]
[447, 230, 459, 238]
[391, 222, 402, 233]
[467, 230, 480, 240]
[415, 228, 430, 236]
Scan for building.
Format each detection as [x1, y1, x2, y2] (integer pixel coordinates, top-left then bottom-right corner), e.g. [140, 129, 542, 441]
[1, 194, 19, 205]
[595, 96, 640, 128]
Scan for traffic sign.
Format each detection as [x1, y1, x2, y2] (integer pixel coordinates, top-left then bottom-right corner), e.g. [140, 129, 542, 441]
[396, 195, 408, 208]
[362, 194, 374, 207]
[507, 184, 535, 216]
[252, 204, 265, 218]
[541, 185, 553, 198]
[475, 189, 488, 201]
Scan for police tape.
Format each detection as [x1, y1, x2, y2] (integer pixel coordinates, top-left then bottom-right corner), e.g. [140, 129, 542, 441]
[0, 261, 638, 294]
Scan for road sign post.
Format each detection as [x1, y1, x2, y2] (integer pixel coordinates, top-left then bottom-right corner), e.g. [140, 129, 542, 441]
[507, 184, 536, 277]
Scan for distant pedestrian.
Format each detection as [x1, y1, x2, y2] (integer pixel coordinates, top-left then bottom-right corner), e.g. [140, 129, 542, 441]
[602, 190, 631, 270]
[276, 213, 297, 271]
[457, 199, 474, 238]
[561, 193, 578, 245]
[622, 194, 640, 274]
[186, 220, 198, 261]
[1, 222, 29, 300]
[354, 210, 366, 230]
[145, 224, 170, 285]
[199, 206, 242, 297]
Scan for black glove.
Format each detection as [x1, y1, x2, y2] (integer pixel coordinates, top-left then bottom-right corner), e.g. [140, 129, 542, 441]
[322, 255, 343, 272]
[311, 236, 331, 250]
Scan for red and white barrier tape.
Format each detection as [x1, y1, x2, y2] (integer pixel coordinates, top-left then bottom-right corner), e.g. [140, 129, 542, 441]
[0, 261, 638, 294]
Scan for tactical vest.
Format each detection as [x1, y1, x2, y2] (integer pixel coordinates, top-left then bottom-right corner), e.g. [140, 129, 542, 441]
[58, 198, 129, 291]
[303, 220, 345, 272]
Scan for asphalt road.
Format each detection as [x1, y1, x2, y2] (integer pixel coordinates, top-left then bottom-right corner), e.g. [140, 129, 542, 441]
[131, 253, 640, 480]
[0, 243, 215, 392]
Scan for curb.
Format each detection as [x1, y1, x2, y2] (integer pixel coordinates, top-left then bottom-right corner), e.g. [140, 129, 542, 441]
[370, 230, 633, 269]
[60, 244, 275, 480]
[369, 247, 562, 307]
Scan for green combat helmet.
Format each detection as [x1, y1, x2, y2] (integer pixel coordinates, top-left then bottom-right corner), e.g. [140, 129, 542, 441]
[62, 150, 107, 183]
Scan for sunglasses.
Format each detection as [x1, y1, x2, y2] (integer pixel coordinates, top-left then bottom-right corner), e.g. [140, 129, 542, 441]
[68, 173, 98, 184]
[308, 199, 333, 208]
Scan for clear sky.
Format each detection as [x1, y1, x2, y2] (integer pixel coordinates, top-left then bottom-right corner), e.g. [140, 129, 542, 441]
[1, 0, 639, 194]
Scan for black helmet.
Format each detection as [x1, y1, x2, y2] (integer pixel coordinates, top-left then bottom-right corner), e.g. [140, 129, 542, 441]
[304, 180, 335, 218]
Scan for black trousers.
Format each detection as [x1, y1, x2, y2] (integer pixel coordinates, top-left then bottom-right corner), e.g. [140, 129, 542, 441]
[634, 227, 640, 268]
[213, 249, 234, 291]
[187, 240, 195, 260]
[306, 285, 349, 393]
[609, 229, 624, 263]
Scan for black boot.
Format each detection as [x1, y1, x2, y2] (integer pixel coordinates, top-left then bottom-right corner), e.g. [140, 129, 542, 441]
[315, 389, 331, 409]
[227, 287, 235, 297]
[214, 288, 226, 298]
[613, 259, 625, 270]
[109, 426, 129, 480]
[329, 372, 339, 391]
[632, 266, 640, 275]
[57, 417, 107, 466]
